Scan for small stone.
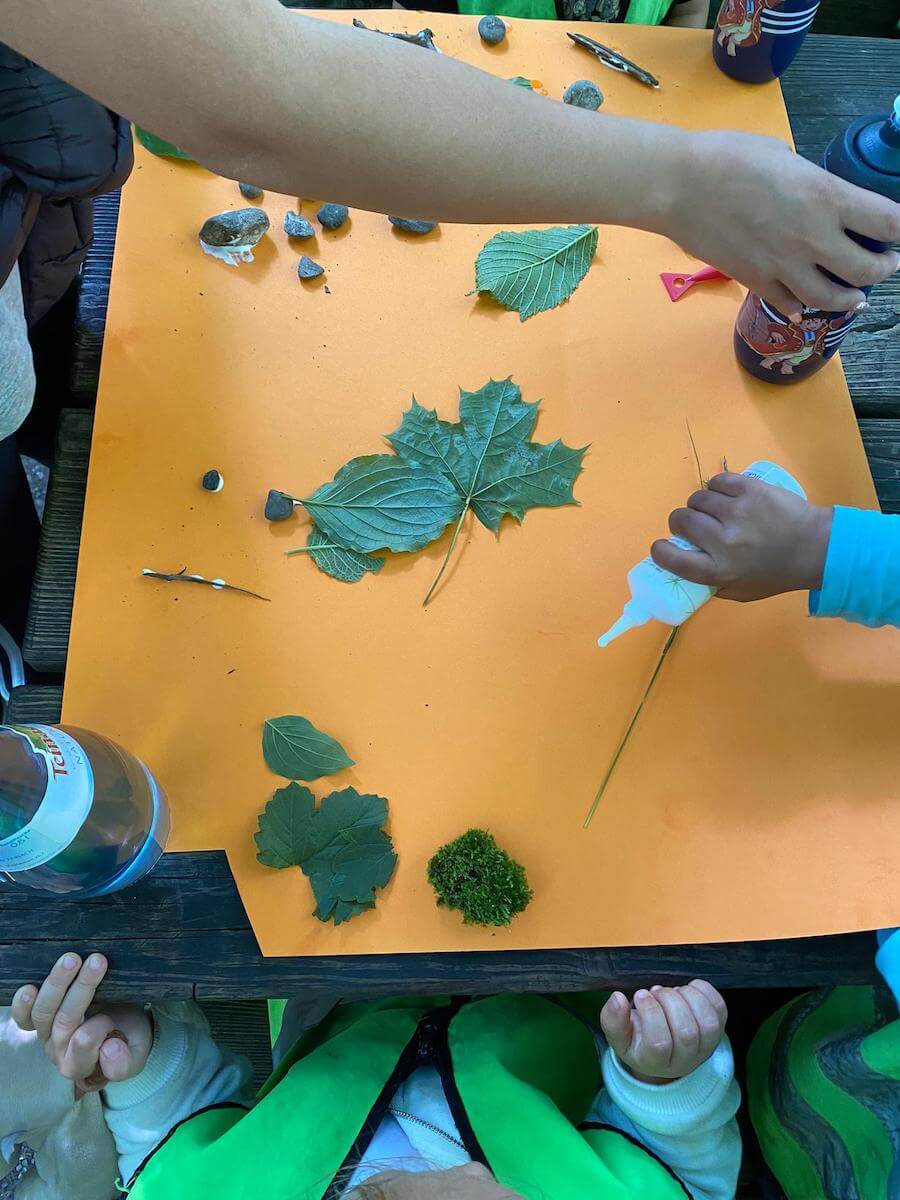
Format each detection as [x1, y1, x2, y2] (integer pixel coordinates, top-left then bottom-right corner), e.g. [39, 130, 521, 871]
[265, 489, 295, 522]
[198, 208, 270, 265]
[389, 217, 438, 235]
[478, 15, 507, 45]
[284, 211, 315, 239]
[238, 182, 263, 200]
[317, 203, 349, 231]
[563, 80, 603, 111]
[298, 255, 324, 280]
[201, 470, 224, 493]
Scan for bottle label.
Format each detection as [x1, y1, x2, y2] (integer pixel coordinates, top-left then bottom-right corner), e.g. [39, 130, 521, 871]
[0, 726, 94, 872]
[736, 294, 855, 380]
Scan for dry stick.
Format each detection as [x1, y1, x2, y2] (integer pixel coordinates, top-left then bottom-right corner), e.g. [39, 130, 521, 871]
[141, 568, 270, 602]
[583, 625, 679, 829]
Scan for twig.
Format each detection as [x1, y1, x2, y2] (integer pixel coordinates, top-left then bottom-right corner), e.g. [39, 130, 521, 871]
[352, 19, 440, 52]
[686, 419, 704, 489]
[583, 626, 679, 828]
[141, 567, 270, 602]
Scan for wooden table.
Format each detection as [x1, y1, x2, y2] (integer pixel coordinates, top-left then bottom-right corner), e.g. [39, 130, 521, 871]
[2, 33, 898, 1000]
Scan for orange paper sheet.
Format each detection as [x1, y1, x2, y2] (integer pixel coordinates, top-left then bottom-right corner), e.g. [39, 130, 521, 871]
[65, 15, 900, 957]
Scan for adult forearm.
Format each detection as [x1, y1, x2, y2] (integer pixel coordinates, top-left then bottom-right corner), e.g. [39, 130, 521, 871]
[4, 0, 684, 230]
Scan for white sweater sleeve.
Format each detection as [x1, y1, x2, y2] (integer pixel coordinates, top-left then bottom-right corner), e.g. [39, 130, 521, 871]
[586, 1038, 742, 1200]
[102, 1008, 254, 1186]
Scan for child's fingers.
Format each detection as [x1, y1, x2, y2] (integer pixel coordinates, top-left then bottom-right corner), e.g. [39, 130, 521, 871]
[49, 954, 108, 1054]
[650, 539, 717, 586]
[687, 978, 729, 1021]
[30, 953, 83, 1043]
[668, 507, 721, 551]
[706, 472, 747, 498]
[600, 992, 633, 1060]
[651, 986, 700, 1059]
[679, 984, 725, 1060]
[98, 1034, 134, 1083]
[633, 990, 672, 1068]
[762, 282, 803, 325]
[11, 985, 38, 1031]
[60, 1013, 116, 1082]
[686, 488, 730, 523]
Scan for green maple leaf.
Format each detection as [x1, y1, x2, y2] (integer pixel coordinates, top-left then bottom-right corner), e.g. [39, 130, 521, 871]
[387, 377, 587, 604]
[301, 454, 463, 554]
[262, 715, 354, 781]
[286, 525, 385, 583]
[255, 785, 397, 925]
[474, 225, 599, 321]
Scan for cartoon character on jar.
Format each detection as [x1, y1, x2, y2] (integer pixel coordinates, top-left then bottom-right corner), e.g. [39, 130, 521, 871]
[738, 306, 851, 375]
[716, 0, 781, 55]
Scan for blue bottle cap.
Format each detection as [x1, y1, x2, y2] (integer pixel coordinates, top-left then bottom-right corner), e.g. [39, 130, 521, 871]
[856, 95, 900, 178]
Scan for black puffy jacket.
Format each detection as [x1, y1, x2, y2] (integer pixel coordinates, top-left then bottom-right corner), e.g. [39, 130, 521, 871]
[0, 44, 132, 325]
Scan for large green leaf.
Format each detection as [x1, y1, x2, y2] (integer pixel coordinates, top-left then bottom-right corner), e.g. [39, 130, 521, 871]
[387, 378, 587, 601]
[287, 525, 385, 583]
[263, 715, 354, 780]
[474, 225, 599, 321]
[301, 454, 463, 554]
[255, 785, 397, 926]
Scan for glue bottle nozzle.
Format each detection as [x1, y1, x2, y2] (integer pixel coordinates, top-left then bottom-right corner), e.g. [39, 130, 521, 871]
[598, 599, 651, 647]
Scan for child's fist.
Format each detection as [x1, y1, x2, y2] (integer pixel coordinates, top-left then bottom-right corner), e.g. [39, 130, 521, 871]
[651, 472, 833, 603]
[11, 952, 152, 1096]
[600, 980, 727, 1084]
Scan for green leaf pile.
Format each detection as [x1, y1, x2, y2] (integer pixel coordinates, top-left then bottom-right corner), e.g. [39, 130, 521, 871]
[290, 377, 586, 604]
[255, 783, 397, 924]
[263, 715, 354, 780]
[474, 225, 599, 321]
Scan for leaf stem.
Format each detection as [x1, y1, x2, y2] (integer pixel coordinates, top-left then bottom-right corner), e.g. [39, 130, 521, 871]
[422, 506, 468, 607]
[583, 626, 679, 829]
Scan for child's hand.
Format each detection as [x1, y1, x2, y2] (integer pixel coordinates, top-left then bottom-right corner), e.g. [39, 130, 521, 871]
[650, 473, 833, 602]
[600, 980, 727, 1084]
[11, 952, 152, 1096]
[670, 131, 900, 316]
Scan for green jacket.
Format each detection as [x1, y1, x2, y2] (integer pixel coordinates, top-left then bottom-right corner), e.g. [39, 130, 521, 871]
[127, 995, 690, 1200]
[459, 0, 672, 22]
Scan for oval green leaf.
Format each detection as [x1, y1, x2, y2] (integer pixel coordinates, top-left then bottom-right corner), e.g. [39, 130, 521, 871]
[263, 715, 354, 780]
[474, 225, 599, 321]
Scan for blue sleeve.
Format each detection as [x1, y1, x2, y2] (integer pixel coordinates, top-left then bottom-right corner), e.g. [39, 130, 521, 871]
[808, 506, 900, 628]
[876, 929, 900, 1009]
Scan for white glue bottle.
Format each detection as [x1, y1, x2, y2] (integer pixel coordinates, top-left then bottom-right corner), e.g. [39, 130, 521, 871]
[598, 461, 806, 647]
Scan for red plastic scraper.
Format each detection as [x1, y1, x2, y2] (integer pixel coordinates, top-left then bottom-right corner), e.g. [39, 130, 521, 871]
[660, 265, 730, 301]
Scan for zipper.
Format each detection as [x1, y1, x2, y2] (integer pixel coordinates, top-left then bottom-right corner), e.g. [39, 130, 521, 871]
[386, 1108, 467, 1151]
[324, 1001, 485, 1198]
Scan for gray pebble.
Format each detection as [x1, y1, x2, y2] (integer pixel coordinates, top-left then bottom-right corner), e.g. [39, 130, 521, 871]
[478, 15, 507, 45]
[298, 255, 324, 280]
[389, 217, 438, 235]
[238, 182, 263, 200]
[284, 211, 315, 239]
[265, 489, 295, 522]
[201, 469, 224, 493]
[199, 207, 270, 248]
[317, 203, 349, 231]
[563, 80, 603, 111]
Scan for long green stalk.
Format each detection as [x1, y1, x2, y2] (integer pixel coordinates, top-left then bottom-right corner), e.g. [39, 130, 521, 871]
[583, 626, 679, 829]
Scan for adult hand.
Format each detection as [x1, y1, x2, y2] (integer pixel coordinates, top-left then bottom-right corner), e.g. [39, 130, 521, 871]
[672, 131, 900, 316]
[347, 1164, 524, 1200]
[651, 473, 834, 602]
[11, 952, 153, 1097]
[600, 980, 728, 1084]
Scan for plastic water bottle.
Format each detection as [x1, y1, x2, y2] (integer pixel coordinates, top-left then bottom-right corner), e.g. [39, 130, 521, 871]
[712, 0, 820, 84]
[598, 462, 806, 646]
[0, 725, 169, 897]
[734, 96, 900, 385]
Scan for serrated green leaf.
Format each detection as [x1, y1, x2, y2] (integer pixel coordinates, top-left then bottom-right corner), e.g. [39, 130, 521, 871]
[254, 782, 317, 868]
[387, 378, 587, 601]
[255, 784, 397, 926]
[263, 715, 354, 781]
[297, 526, 385, 583]
[474, 225, 598, 321]
[302, 454, 463, 554]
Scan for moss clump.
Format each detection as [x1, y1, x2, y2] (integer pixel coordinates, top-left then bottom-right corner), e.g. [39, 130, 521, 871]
[427, 829, 532, 927]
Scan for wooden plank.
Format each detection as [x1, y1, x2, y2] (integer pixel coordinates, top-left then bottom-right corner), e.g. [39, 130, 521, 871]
[859, 419, 900, 513]
[22, 412, 93, 672]
[812, 0, 898, 40]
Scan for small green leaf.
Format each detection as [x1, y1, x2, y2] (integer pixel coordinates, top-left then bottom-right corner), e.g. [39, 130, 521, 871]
[474, 225, 599, 321]
[255, 785, 397, 925]
[134, 126, 192, 161]
[508, 76, 535, 89]
[295, 525, 385, 583]
[302, 454, 463, 554]
[263, 715, 354, 780]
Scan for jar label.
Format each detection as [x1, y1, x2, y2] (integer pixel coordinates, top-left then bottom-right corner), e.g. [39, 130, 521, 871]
[0, 726, 94, 872]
